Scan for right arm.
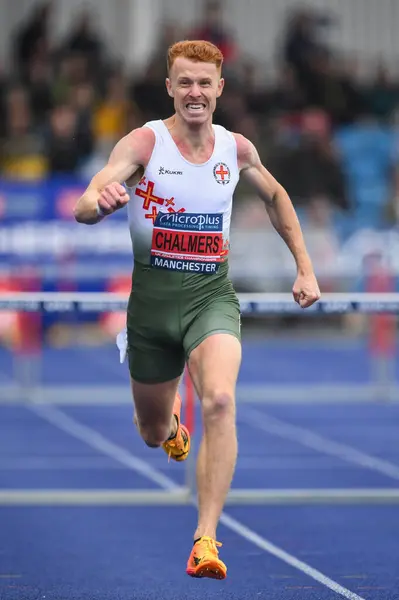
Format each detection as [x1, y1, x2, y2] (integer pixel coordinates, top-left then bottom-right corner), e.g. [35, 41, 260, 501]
[73, 127, 154, 225]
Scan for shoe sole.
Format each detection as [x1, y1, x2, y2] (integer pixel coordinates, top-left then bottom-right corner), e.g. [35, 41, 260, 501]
[186, 559, 227, 580]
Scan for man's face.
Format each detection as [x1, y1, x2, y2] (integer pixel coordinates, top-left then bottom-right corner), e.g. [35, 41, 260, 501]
[166, 57, 224, 125]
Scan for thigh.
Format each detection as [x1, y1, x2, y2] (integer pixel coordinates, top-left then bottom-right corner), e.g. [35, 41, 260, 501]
[183, 294, 241, 362]
[187, 332, 242, 400]
[128, 329, 185, 384]
[127, 282, 185, 385]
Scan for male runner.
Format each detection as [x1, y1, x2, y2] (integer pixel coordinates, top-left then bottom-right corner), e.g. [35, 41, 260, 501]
[74, 40, 320, 579]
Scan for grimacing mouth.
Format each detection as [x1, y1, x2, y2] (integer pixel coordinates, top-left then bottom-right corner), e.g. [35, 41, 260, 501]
[185, 102, 207, 109]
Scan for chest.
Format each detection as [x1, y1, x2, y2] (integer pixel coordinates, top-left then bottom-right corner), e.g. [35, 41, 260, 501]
[136, 157, 237, 215]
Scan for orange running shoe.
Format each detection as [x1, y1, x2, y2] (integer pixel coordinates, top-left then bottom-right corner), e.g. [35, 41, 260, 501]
[162, 394, 190, 462]
[186, 536, 227, 579]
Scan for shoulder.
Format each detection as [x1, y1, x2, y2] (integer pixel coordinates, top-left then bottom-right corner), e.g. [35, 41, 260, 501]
[232, 132, 261, 170]
[110, 126, 155, 167]
[126, 126, 156, 163]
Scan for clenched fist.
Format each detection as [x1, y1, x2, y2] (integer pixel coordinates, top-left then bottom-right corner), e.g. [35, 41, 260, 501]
[97, 183, 129, 216]
[292, 272, 321, 309]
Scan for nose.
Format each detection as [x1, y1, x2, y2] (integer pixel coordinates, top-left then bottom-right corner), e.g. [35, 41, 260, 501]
[189, 83, 202, 98]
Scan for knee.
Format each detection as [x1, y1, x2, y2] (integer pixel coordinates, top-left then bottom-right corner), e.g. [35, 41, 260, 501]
[202, 390, 235, 423]
[137, 421, 171, 448]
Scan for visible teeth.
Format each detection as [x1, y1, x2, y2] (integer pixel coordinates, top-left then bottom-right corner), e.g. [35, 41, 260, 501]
[187, 104, 203, 110]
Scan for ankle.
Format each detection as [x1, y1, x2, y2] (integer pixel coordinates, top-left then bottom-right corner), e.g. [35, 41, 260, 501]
[167, 415, 178, 440]
[194, 528, 216, 542]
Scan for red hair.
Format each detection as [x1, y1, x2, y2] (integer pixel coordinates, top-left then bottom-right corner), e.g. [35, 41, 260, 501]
[167, 40, 224, 73]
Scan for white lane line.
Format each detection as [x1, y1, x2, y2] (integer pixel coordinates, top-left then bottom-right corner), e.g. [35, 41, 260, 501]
[240, 406, 399, 481]
[29, 404, 179, 490]
[220, 512, 365, 600]
[28, 404, 365, 599]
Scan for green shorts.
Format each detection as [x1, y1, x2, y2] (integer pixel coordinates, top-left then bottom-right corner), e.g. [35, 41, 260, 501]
[127, 260, 241, 384]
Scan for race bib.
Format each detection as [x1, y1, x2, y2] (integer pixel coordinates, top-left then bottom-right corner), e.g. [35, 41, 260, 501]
[150, 212, 224, 274]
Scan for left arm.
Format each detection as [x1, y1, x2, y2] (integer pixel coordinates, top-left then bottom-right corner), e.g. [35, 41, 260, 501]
[234, 133, 321, 308]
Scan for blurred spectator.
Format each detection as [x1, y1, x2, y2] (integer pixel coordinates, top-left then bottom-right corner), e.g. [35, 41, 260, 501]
[281, 8, 333, 88]
[69, 82, 96, 162]
[268, 108, 349, 211]
[45, 103, 89, 174]
[13, 1, 52, 79]
[59, 8, 105, 72]
[363, 63, 399, 122]
[53, 53, 91, 105]
[215, 85, 248, 130]
[132, 62, 173, 121]
[265, 65, 307, 116]
[0, 85, 47, 180]
[189, 0, 239, 67]
[93, 71, 131, 153]
[280, 8, 367, 125]
[146, 22, 183, 79]
[303, 51, 351, 124]
[69, 82, 95, 132]
[26, 57, 54, 127]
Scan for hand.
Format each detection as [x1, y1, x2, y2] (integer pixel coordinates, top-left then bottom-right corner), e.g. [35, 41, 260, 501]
[98, 182, 129, 216]
[292, 272, 321, 308]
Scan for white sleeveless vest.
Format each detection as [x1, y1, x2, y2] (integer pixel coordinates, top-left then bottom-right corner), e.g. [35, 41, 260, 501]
[126, 119, 239, 275]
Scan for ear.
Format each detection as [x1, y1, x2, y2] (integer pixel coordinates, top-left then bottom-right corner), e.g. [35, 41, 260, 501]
[216, 77, 225, 98]
[165, 78, 174, 98]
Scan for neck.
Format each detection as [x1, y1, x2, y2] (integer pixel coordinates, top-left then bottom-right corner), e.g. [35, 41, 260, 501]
[166, 114, 214, 149]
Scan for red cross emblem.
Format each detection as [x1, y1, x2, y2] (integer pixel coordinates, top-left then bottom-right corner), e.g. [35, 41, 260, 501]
[135, 180, 165, 210]
[145, 206, 158, 223]
[164, 198, 186, 212]
[213, 162, 230, 185]
[167, 207, 186, 214]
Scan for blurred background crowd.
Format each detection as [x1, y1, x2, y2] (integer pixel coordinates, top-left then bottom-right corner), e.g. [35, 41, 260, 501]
[1, 0, 399, 330]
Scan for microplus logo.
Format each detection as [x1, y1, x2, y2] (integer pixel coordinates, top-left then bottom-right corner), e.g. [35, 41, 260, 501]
[156, 212, 223, 232]
[158, 166, 183, 176]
